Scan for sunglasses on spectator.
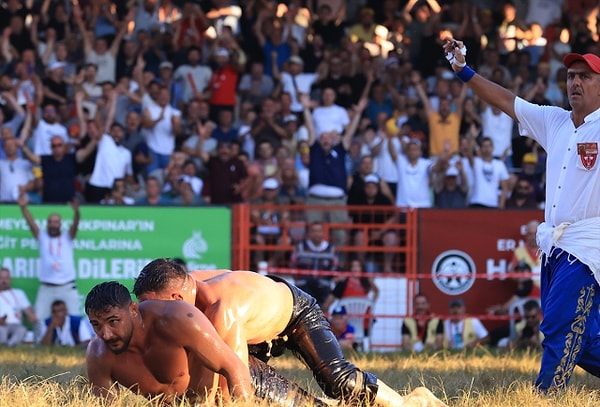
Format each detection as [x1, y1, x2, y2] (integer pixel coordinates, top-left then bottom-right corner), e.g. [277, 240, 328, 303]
[51, 143, 64, 148]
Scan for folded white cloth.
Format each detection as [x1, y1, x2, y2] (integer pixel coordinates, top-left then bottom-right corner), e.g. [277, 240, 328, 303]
[537, 217, 600, 282]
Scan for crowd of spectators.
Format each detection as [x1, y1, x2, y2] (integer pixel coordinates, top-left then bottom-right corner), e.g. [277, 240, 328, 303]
[3, 0, 596, 212]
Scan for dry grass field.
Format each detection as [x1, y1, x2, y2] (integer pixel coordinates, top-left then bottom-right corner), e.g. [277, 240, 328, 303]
[2, 346, 600, 407]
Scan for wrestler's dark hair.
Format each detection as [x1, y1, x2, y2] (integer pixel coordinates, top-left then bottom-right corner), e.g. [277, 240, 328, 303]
[85, 281, 132, 315]
[133, 258, 187, 296]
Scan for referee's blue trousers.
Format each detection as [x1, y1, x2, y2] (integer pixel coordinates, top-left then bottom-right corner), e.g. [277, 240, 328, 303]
[536, 248, 600, 391]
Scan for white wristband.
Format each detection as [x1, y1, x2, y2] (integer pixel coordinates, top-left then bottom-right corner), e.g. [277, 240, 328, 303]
[454, 59, 466, 68]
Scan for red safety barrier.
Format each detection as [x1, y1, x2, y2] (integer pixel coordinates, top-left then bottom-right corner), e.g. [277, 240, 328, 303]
[232, 204, 544, 350]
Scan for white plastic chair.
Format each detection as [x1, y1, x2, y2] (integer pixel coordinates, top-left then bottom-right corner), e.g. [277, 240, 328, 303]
[508, 297, 541, 340]
[330, 296, 375, 351]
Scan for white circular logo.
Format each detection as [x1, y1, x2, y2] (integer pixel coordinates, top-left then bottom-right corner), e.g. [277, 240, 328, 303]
[431, 250, 476, 295]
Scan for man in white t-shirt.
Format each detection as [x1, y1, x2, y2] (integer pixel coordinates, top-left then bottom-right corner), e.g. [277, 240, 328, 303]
[0, 267, 38, 346]
[468, 137, 510, 208]
[142, 86, 182, 173]
[31, 104, 69, 155]
[87, 123, 134, 203]
[311, 87, 350, 137]
[281, 56, 321, 114]
[173, 46, 212, 103]
[389, 136, 436, 208]
[480, 101, 515, 168]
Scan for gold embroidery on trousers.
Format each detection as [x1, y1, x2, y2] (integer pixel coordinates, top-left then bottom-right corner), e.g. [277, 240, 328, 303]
[552, 285, 595, 388]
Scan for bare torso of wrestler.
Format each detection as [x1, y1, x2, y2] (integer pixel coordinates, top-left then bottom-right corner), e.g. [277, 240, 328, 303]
[87, 301, 217, 403]
[191, 270, 294, 346]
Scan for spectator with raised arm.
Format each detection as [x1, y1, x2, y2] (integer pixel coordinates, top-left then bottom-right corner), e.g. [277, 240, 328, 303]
[303, 92, 368, 250]
[141, 85, 183, 174]
[388, 131, 439, 209]
[0, 132, 34, 202]
[18, 192, 81, 329]
[173, 46, 212, 104]
[18, 107, 98, 203]
[30, 103, 69, 156]
[86, 90, 134, 203]
[73, 3, 132, 85]
[467, 137, 510, 209]
[411, 69, 466, 159]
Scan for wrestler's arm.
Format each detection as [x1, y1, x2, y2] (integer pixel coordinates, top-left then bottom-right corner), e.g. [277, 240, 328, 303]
[212, 314, 250, 367]
[86, 338, 119, 400]
[444, 37, 517, 120]
[164, 302, 253, 400]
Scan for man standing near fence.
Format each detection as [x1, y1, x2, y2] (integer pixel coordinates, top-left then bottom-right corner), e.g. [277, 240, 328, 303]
[444, 37, 600, 391]
[18, 192, 81, 332]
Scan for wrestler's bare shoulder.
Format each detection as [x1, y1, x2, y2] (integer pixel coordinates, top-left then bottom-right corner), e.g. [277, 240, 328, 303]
[86, 336, 114, 361]
[202, 270, 282, 288]
[190, 269, 231, 281]
[140, 300, 207, 330]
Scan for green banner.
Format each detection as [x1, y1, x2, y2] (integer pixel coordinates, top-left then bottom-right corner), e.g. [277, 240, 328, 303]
[0, 205, 231, 313]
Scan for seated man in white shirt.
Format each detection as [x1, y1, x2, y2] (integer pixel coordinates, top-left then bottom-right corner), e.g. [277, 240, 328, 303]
[0, 267, 38, 346]
[39, 299, 93, 348]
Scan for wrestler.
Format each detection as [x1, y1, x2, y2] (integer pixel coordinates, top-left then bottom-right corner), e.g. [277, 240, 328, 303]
[133, 259, 448, 407]
[85, 281, 328, 406]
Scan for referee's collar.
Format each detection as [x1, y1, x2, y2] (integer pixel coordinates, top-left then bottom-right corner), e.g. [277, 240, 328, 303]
[579, 106, 600, 124]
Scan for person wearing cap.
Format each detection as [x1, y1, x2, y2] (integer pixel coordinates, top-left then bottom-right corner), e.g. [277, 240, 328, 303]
[42, 62, 68, 107]
[512, 151, 545, 205]
[156, 61, 184, 109]
[250, 177, 289, 267]
[329, 305, 356, 351]
[433, 161, 469, 209]
[349, 7, 377, 43]
[348, 172, 399, 273]
[280, 54, 323, 114]
[445, 37, 600, 391]
[443, 298, 489, 350]
[205, 47, 242, 122]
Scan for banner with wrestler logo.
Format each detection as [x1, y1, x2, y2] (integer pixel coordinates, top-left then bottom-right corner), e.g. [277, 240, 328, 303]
[577, 142, 598, 170]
